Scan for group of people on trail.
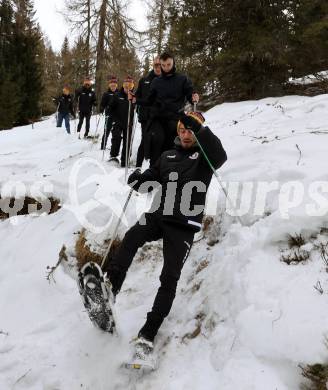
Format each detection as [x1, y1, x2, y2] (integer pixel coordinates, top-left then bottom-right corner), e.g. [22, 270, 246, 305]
[53, 51, 200, 170]
[53, 77, 96, 138]
[66, 51, 227, 366]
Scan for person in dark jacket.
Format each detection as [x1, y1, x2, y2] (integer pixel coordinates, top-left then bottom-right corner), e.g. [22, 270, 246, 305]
[53, 86, 75, 134]
[135, 56, 161, 168]
[129, 52, 199, 167]
[107, 76, 135, 167]
[75, 77, 97, 138]
[105, 111, 227, 359]
[99, 75, 119, 150]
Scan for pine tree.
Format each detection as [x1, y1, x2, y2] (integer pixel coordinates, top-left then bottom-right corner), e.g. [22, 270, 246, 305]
[95, 0, 107, 102]
[105, 15, 141, 85]
[0, 0, 21, 130]
[142, 56, 151, 75]
[290, 0, 328, 77]
[168, 0, 293, 101]
[167, 0, 222, 97]
[146, 0, 171, 55]
[216, 0, 292, 100]
[39, 37, 61, 116]
[14, 0, 43, 124]
[71, 36, 90, 91]
[60, 36, 73, 86]
[63, 0, 96, 77]
[100, 0, 141, 97]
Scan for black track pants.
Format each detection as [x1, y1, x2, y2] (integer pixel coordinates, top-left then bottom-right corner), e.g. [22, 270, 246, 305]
[101, 117, 113, 150]
[107, 212, 194, 341]
[146, 119, 178, 167]
[136, 121, 147, 168]
[77, 112, 91, 136]
[110, 124, 122, 158]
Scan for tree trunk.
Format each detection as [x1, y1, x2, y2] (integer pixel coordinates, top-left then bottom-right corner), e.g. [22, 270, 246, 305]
[157, 0, 165, 54]
[86, 0, 91, 76]
[95, 0, 107, 106]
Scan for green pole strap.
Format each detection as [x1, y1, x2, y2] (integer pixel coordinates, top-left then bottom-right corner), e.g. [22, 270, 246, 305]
[192, 131, 244, 226]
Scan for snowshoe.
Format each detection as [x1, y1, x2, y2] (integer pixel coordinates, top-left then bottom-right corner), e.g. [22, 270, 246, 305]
[125, 336, 157, 372]
[78, 261, 116, 333]
[108, 157, 120, 166]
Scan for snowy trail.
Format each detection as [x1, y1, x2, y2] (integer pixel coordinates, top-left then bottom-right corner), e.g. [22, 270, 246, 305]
[1, 96, 328, 389]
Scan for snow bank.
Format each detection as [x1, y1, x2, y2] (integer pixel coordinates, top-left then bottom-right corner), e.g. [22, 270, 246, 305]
[1, 96, 328, 389]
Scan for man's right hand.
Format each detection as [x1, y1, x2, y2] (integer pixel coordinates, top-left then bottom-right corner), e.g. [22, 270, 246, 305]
[128, 168, 141, 186]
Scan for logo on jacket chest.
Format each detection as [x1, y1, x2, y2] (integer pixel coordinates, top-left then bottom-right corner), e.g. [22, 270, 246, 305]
[189, 152, 199, 160]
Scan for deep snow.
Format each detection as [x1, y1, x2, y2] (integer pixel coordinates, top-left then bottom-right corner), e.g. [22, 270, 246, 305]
[1, 95, 328, 389]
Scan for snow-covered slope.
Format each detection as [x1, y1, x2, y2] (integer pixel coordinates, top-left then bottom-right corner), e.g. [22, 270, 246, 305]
[1, 96, 328, 389]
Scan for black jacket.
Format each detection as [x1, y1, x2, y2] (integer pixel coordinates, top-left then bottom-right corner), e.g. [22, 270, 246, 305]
[75, 86, 97, 114]
[53, 94, 75, 116]
[128, 126, 227, 231]
[135, 70, 159, 122]
[136, 67, 194, 120]
[108, 88, 135, 130]
[100, 89, 118, 116]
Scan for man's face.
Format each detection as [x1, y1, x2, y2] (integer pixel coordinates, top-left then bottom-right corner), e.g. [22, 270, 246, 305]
[160, 57, 174, 73]
[63, 88, 69, 95]
[153, 57, 161, 76]
[109, 82, 117, 92]
[178, 123, 196, 149]
[123, 81, 134, 94]
[84, 80, 92, 88]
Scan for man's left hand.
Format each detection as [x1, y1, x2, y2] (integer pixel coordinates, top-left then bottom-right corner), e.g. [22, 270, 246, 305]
[179, 113, 202, 133]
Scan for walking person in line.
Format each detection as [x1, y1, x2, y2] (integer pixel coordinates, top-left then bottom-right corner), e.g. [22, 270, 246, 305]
[75, 77, 97, 139]
[99, 75, 119, 150]
[107, 76, 135, 167]
[134, 56, 161, 168]
[129, 52, 199, 167]
[53, 85, 75, 134]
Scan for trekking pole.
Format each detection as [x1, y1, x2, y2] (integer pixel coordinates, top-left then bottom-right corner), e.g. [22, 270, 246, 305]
[128, 107, 138, 164]
[90, 113, 102, 151]
[76, 94, 81, 138]
[55, 103, 60, 124]
[192, 131, 244, 226]
[102, 116, 109, 161]
[125, 100, 132, 183]
[94, 113, 101, 137]
[100, 188, 134, 270]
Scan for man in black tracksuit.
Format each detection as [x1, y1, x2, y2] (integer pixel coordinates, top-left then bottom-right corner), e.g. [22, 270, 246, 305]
[105, 111, 227, 351]
[107, 76, 135, 167]
[53, 86, 75, 134]
[99, 76, 119, 150]
[75, 77, 97, 138]
[135, 57, 161, 168]
[129, 52, 199, 167]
